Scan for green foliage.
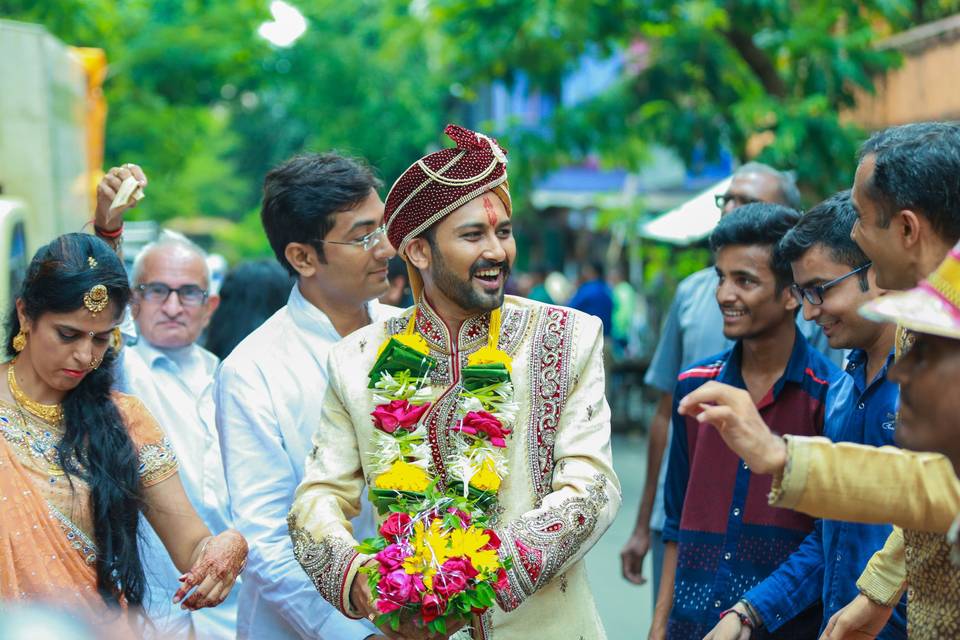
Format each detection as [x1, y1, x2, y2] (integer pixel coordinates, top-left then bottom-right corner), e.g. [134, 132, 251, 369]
[1, 0, 451, 259]
[409, 0, 942, 204]
[5, 0, 958, 261]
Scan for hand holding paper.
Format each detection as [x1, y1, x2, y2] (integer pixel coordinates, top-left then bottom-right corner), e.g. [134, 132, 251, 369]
[95, 163, 148, 231]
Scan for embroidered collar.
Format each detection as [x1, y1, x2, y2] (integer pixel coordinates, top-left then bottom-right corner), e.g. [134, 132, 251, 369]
[413, 296, 493, 355]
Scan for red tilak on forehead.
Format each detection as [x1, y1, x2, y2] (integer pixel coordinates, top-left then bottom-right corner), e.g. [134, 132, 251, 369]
[482, 196, 497, 226]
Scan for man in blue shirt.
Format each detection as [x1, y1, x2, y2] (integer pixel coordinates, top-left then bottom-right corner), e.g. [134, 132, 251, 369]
[568, 260, 614, 335]
[702, 192, 906, 639]
[653, 203, 847, 639]
[621, 163, 843, 603]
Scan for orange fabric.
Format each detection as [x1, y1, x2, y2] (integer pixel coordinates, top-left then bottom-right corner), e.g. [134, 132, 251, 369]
[0, 391, 178, 634]
[0, 435, 102, 611]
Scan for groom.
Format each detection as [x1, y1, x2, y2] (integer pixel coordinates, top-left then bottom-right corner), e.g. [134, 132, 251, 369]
[288, 124, 621, 639]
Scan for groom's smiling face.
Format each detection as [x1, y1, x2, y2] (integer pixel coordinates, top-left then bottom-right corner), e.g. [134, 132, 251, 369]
[410, 192, 516, 315]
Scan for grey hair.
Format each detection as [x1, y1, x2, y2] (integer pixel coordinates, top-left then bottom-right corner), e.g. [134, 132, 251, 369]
[734, 161, 802, 210]
[131, 230, 211, 286]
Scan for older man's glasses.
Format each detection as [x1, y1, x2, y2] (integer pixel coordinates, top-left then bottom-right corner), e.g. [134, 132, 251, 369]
[137, 282, 208, 306]
[316, 224, 387, 252]
[714, 193, 762, 211]
[790, 262, 872, 305]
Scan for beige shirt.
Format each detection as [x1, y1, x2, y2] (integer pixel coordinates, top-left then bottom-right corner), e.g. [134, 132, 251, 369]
[288, 296, 621, 639]
[771, 435, 960, 637]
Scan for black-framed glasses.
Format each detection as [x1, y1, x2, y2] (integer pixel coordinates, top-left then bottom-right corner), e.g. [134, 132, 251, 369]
[136, 282, 208, 307]
[315, 224, 387, 252]
[714, 193, 762, 211]
[790, 262, 872, 305]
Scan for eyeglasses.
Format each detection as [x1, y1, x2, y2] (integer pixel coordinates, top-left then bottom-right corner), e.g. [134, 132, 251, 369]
[790, 262, 872, 305]
[715, 193, 762, 211]
[315, 224, 387, 252]
[136, 282, 208, 306]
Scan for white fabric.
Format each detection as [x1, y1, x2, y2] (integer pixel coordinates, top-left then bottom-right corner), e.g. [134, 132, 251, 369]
[216, 284, 396, 639]
[120, 338, 239, 639]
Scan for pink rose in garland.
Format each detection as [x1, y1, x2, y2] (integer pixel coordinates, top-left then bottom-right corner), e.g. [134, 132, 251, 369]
[493, 567, 510, 592]
[433, 566, 470, 599]
[379, 512, 413, 542]
[375, 543, 406, 575]
[378, 569, 424, 613]
[420, 593, 446, 623]
[454, 410, 512, 447]
[371, 399, 430, 434]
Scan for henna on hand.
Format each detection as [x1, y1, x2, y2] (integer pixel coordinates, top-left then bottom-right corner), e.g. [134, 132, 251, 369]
[173, 530, 248, 609]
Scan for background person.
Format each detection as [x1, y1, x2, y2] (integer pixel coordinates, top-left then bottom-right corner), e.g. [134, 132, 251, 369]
[621, 162, 840, 604]
[702, 192, 906, 639]
[653, 204, 845, 639]
[205, 259, 293, 360]
[119, 229, 240, 639]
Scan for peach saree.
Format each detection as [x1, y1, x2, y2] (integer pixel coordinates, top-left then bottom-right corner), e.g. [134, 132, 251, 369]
[0, 392, 177, 628]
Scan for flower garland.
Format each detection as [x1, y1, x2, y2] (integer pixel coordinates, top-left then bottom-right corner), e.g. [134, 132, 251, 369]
[358, 307, 516, 634]
[366, 307, 516, 506]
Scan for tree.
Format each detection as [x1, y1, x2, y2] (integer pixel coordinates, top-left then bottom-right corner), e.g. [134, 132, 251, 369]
[1, 0, 452, 257]
[410, 0, 948, 203]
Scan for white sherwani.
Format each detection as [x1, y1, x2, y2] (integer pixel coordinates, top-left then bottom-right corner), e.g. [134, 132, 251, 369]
[289, 295, 621, 639]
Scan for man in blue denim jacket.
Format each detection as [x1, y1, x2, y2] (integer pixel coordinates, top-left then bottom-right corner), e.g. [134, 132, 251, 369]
[704, 192, 907, 639]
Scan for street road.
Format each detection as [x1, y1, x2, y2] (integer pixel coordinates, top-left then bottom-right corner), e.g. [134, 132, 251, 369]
[586, 433, 654, 639]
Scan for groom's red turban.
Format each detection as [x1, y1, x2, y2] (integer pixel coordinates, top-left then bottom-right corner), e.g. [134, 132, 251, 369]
[384, 124, 511, 258]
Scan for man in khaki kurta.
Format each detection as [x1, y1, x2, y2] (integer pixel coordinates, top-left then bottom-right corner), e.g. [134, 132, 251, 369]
[287, 125, 621, 639]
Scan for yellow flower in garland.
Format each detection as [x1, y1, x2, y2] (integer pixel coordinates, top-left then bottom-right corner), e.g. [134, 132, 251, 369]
[374, 460, 431, 492]
[467, 345, 512, 373]
[469, 458, 502, 492]
[448, 527, 500, 574]
[403, 519, 452, 585]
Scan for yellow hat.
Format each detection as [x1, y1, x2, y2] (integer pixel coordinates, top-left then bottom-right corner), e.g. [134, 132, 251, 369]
[860, 241, 960, 340]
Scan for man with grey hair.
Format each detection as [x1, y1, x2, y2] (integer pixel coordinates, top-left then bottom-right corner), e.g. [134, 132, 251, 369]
[620, 162, 838, 624]
[121, 229, 239, 639]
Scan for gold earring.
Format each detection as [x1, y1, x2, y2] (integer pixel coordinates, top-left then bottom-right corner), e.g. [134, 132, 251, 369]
[12, 330, 26, 353]
[110, 327, 123, 352]
[90, 354, 103, 370]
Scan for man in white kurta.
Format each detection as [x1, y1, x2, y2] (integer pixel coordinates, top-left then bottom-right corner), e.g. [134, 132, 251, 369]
[216, 152, 398, 639]
[120, 232, 239, 639]
[288, 125, 621, 639]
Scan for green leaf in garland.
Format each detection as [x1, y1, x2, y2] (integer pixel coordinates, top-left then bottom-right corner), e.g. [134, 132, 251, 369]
[368, 338, 437, 387]
[461, 362, 510, 391]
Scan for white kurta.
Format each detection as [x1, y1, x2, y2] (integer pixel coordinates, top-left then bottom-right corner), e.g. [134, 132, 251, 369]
[289, 295, 622, 640]
[216, 284, 396, 640]
[120, 338, 238, 639]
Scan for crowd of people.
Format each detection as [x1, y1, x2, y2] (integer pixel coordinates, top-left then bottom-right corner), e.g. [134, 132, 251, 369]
[0, 119, 958, 640]
[621, 121, 960, 640]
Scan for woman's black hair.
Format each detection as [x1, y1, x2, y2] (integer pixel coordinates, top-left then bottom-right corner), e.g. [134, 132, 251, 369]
[5, 233, 142, 608]
[204, 259, 293, 359]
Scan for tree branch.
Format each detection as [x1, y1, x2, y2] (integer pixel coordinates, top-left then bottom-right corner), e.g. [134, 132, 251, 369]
[722, 27, 788, 99]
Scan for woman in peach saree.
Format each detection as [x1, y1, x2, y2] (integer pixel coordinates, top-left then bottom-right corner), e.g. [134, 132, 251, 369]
[0, 234, 247, 634]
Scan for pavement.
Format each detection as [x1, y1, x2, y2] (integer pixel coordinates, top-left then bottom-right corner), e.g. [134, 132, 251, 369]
[585, 433, 654, 639]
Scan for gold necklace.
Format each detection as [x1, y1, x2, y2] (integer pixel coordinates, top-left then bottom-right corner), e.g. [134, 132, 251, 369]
[7, 363, 64, 425]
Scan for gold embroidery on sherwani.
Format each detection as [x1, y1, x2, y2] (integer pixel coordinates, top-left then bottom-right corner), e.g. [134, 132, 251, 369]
[288, 512, 358, 612]
[903, 530, 960, 637]
[526, 306, 574, 502]
[495, 474, 609, 611]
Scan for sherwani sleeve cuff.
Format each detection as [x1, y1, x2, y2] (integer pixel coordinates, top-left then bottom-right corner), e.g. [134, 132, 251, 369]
[288, 513, 369, 620]
[768, 435, 812, 509]
[856, 527, 907, 607]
